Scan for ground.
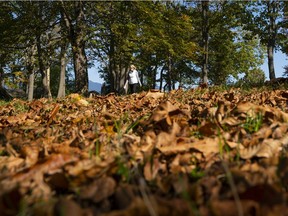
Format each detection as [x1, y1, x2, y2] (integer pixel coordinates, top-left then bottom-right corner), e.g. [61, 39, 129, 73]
[0, 86, 288, 216]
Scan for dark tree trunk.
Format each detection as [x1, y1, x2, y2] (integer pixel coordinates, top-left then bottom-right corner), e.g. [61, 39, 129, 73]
[0, 66, 12, 100]
[71, 36, 88, 93]
[36, 35, 51, 98]
[61, 1, 89, 94]
[159, 66, 165, 91]
[167, 55, 172, 91]
[35, 2, 51, 98]
[25, 44, 36, 101]
[0, 87, 12, 101]
[267, 44, 275, 80]
[152, 65, 158, 89]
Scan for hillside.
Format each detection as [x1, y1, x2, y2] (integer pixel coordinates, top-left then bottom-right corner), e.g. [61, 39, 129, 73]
[0, 87, 288, 216]
[89, 80, 102, 93]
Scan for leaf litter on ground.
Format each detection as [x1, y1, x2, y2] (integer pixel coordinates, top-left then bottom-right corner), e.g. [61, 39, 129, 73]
[0, 87, 288, 216]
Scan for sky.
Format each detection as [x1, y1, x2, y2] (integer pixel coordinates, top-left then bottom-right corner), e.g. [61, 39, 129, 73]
[88, 64, 103, 84]
[261, 51, 287, 80]
[88, 51, 287, 84]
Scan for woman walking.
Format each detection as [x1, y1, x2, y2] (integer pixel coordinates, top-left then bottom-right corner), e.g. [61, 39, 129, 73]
[125, 65, 142, 94]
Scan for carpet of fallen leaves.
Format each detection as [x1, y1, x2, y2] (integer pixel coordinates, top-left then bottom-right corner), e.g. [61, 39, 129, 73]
[0, 87, 288, 216]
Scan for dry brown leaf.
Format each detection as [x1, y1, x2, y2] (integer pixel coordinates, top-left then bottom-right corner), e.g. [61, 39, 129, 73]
[209, 200, 259, 216]
[53, 198, 88, 216]
[198, 120, 218, 136]
[79, 176, 116, 203]
[158, 137, 221, 158]
[0, 156, 25, 178]
[145, 91, 164, 99]
[20, 144, 40, 166]
[0, 154, 78, 196]
[235, 102, 288, 123]
[47, 103, 60, 125]
[143, 157, 161, 181]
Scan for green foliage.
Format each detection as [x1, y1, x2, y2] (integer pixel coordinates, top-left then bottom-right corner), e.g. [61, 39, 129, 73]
[190, 168, 205, 180]
[193, 1, 266, 85]
[12, 100, 29, 113]
[243, 1, 287, 79]
[116, 157, 131, 182]
[0, 100, 9, 106]
[283, 65, 288, 77]
[17, 199, 30, 216]
[234, 68, 266, 88]
[243, 113, 263, 134]
[94, 139, 101, 157]
[0, 1, 286, 98]
[125, 114, 149, 133]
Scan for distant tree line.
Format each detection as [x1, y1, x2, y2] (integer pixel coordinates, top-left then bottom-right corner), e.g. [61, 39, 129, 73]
[0, 1, 287, 100]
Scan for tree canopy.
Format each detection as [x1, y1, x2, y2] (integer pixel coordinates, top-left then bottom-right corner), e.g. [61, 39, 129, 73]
[0, 1, 286, 99]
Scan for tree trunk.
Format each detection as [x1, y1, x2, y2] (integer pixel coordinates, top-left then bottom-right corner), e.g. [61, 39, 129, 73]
[152, 65, 158, 89]
[201, 1, 209, 84]
[28, 72, 35, 101]
[36, 35, 49, 98]
[267, 44, 275, 80]
[24, 43, 36, 101]
[114, 63, 120, 92]
[119, 66, 126, 92]
[108, 34, 116, 92]
[71, 37, 88, 94]
[0, 87, 12, 101]
[267, 1, 276, 80]
[159, 66, 165, 91]
[167, 56, 172, 91]
[0, 67, 12, 100]
[108, 57, 116, 93]
[0, 65, 4, 87]
[57, 45, 67, 98]
[61, 1, 89, 94]
[44, 67, 52, 99]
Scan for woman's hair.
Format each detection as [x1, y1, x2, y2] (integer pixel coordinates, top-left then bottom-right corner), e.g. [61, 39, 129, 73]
[130, 65, 136, 70]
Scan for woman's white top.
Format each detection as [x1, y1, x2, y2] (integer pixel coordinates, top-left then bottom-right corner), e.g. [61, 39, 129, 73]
[128, 69, 141, 85]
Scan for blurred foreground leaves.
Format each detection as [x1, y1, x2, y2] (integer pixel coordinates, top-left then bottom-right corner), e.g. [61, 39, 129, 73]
[0, 87, 288, 216]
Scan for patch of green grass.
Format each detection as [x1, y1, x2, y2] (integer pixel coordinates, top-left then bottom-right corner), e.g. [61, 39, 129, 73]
[190, 130, 203, 139]
[17, 198, 30, 216]
[0, 100, 9, 106]
[190, 168, 205, 180]
[209, 84, 231, 92]
[12, 101, 29, 113]
[0, 150, 7, 156]
[116, 157, 131, 182]
[125, 114, 149, 133]
[94, 139, 101, 157]
[243, 112, 263, 134]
